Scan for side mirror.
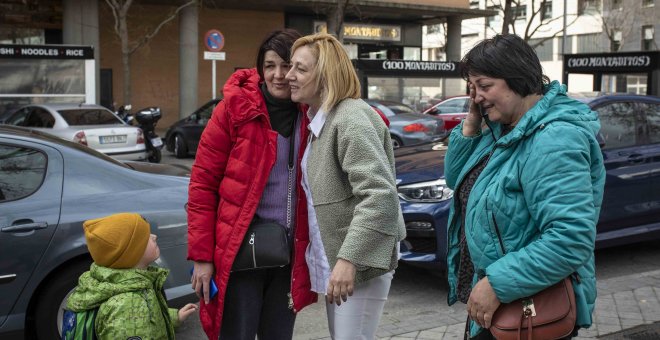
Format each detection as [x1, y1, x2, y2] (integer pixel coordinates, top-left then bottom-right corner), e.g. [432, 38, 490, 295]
[427, 107, 439, 115]
[188, 113, 198, 122]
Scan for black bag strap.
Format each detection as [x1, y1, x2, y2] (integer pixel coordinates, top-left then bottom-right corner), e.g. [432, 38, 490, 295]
[285, 114, 298, 230]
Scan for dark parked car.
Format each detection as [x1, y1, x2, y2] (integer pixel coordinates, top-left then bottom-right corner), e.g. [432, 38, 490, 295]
[0, 126, 194, 339]
[165, 99, 220, 158]
[395, 94, 660, 271]
[365, 99, 446, 149]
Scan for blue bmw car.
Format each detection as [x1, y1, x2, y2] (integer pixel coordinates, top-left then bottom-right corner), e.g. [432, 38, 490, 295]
[395, 94, 660, 271]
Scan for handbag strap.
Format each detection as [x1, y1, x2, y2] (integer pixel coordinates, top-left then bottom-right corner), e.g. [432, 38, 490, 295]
[285, 114, 298, 230]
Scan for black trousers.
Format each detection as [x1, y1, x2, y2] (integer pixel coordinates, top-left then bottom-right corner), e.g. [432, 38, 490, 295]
[220, 265, 295, 340]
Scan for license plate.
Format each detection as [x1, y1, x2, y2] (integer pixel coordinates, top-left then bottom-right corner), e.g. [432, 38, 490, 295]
[151, 137, 163, 147]
[99, 135, 127, 144]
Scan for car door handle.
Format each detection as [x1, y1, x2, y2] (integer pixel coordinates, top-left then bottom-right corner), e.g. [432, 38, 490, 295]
[0, 274, 17, 284]
[1, 222, 48, 233]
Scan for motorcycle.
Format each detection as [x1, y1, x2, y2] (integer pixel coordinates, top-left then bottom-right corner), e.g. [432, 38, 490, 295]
[134, 106, 164, 163]
[116, 104, 132, 123]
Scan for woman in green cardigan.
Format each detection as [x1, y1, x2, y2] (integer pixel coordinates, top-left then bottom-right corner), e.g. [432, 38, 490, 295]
[285, 33, 406, 339]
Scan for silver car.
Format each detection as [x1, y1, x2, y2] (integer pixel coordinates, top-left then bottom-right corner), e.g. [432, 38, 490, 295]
[0, 126, 194, 339]
[366, 99, 447, 149]
[1, 103, 148, 161]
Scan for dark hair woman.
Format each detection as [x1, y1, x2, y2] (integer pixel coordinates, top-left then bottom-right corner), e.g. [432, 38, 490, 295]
[188, 28, 317, 340]
[445, 34, 606, 339]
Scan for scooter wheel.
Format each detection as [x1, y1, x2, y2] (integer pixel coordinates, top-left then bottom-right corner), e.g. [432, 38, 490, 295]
[148, 148, 161, 163]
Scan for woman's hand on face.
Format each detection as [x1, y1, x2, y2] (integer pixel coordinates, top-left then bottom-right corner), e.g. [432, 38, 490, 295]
[462, 83, 483, 137]
[326, 259, 356, 306]
[467, 276, 501, 329]
[191, 261, 215, 304]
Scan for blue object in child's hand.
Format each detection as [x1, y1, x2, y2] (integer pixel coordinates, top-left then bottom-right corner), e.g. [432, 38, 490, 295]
[190, 267, 218, 299]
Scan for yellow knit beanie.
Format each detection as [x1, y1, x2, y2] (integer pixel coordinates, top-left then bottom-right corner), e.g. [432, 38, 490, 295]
[83, 212, 150, 269]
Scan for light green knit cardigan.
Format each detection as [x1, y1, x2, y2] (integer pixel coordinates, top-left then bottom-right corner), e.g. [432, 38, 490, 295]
[306, 98, 406, 284]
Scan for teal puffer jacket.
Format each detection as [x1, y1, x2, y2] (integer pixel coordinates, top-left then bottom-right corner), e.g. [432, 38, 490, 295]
[444, 81, 606, 337]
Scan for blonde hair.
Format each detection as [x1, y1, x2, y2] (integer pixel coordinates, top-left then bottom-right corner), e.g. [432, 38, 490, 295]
[291, 33, 361, 112]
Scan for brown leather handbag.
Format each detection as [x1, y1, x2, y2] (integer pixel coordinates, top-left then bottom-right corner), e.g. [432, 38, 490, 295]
[490, 277, 576, 340]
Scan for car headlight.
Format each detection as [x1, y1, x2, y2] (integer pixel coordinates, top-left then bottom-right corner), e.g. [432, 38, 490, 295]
[397, 178, 453, 202]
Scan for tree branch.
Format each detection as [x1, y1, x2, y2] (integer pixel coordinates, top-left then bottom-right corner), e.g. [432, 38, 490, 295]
[105, 0, 121, 38]
[128, 0, 195, 55]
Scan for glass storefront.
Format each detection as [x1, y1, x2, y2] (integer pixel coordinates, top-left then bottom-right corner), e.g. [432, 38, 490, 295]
[0, 45, 93, 116]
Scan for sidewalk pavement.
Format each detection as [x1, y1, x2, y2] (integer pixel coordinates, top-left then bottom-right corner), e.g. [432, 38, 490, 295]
[295, 269, 660, 340]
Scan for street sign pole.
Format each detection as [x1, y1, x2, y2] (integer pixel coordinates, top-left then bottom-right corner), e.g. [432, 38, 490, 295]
[204, 29, 225, 100]
[212, 59, 216, 99]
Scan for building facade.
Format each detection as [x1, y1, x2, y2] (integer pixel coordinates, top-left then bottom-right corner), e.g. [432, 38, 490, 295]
[0, 0, 492, 129]
[423, 0, 659, 94]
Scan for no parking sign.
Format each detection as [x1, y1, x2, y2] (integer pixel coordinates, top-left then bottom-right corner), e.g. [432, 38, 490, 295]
[204, 29, 224, 52]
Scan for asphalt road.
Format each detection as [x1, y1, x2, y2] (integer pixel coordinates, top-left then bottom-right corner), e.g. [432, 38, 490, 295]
[159, 152, 660, 339]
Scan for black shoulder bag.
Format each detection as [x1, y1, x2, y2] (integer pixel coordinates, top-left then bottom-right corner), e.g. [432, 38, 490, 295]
[231, 116, 297, 271]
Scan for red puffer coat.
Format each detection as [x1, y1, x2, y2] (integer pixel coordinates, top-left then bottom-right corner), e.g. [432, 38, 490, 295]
[187, 68, 317, 339]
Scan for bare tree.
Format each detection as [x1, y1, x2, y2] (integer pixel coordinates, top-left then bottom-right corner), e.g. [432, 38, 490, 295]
[501, 0, 513, 34]
[326, 0, 351, 42]
[490, 0, 579, 48]
[600, 0, 638, 51]
[105, 0, 196, 104]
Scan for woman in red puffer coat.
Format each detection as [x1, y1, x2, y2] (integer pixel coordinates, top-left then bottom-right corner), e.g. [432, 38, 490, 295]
[187, 29, 317, 340]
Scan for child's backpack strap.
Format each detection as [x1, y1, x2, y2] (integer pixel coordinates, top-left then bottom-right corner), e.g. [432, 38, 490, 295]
[61, 308, 99, 340]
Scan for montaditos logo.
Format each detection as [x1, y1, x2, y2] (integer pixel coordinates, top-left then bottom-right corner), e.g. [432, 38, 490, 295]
[567, 55, 652, 68]
[381, 60, 456, 71]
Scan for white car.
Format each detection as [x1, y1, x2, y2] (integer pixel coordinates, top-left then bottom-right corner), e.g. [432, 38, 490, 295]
[1, 103, 147, 161]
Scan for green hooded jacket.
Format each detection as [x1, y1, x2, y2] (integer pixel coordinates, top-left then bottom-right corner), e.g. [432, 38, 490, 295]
[66, 264, 179, 340]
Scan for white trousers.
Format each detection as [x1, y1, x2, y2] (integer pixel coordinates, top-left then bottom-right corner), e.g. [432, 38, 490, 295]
[325, 271, 394, 340]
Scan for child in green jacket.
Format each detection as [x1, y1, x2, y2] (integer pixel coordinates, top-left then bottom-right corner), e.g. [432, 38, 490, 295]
[66, 212, 197, 339]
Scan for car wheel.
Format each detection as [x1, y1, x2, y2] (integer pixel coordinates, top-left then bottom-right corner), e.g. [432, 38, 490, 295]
[33, 259, 91, 340]
[174, 134, 188, 158]
[148, 147, 162, 163]
[391, 135, 403, 149]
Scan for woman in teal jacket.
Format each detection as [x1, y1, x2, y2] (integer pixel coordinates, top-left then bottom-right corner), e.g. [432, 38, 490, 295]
[444, 34, 606, 339]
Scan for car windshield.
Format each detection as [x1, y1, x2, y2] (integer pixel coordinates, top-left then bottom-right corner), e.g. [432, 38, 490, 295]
[58, 108, 123, 125]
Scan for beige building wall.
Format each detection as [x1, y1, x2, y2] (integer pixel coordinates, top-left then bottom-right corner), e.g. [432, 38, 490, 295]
[99, 4, 284, 130]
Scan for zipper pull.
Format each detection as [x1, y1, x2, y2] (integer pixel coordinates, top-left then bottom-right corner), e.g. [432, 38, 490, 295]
[287, 292, 294, 310]
[249, 233, 255, 245]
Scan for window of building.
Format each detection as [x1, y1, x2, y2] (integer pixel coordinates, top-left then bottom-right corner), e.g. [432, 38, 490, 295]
[642, 25, 655, 51]
[612, 0, 623, 10]
[612, 30, 622, 51]
[487, 6, 501, 27]
[404, 47, 421, 61]
[0, 28, 45, 44]
[577, 33, 602, 53]
[529, 38, 554, 61]
[642, 0, 654, 7]
[579, 0, 601, 15]
[513, 5, 527, 21]
[470, 0, 480, 9]
[561, 35, 574, 54]
[427, 24, 443, 34]
[541, 2, 553, 20]
[627, 75, 648, 94]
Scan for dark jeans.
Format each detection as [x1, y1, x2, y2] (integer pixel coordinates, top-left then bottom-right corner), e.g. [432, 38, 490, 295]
[220, 265, 295, 340]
